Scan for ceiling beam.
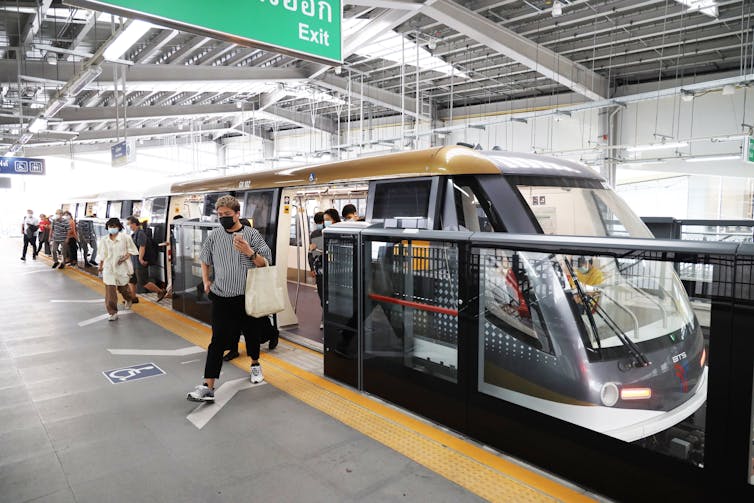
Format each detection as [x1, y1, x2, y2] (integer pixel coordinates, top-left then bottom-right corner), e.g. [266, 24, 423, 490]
[0, 60, 308, 87]
[20, 0, 53, 48]
[165, 35, 211, 64]
[11, 102, 338, 136]
[258, 107, 337, 135]
[422, 0, 608, 101]
[135, 29, 181, 64]
[66, 10, 97, 60]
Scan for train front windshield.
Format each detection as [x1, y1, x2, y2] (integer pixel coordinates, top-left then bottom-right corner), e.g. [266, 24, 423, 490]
[508, 179, 696, 359]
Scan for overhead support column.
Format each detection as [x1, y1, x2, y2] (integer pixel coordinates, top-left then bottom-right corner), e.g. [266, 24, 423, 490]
[422, 0, 608, 101]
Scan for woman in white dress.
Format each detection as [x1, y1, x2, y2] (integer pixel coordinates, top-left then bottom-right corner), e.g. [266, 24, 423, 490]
[97, 218, 138, 321]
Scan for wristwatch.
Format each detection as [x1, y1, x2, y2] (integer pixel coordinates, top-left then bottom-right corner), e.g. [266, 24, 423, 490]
[250, 250, 258, 260]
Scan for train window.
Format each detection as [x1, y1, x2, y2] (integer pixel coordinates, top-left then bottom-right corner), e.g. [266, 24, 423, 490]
[132, 201, 142, 218]
[203, 193, 222, 219]
[452, 183, 494, 232]
[478, 249, 554, 356]
[244, 190, 277, 250]
[514, 179, 652, 238]
[149, 197, 168, 244]
[371, 179, 433, 221]
[108, 201, 122, 219]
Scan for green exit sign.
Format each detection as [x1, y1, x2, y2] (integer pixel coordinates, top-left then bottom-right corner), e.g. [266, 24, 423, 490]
[748, 136, 754, 164]
[66, 0, 341, 64]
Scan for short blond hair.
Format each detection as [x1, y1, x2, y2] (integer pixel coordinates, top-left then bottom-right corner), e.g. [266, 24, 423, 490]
[215, 195, 240, 212]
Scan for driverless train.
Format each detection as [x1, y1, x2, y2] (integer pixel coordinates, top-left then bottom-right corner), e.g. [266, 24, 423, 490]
[62, 146, 707, 451]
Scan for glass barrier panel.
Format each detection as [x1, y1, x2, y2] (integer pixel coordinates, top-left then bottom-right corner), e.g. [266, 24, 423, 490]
[364, 238, 459, 383]
[475, 247, 710, 467]
[681, 224, 754, 243]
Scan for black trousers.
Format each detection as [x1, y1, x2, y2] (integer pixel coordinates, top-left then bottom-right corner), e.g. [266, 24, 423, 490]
[22, 235, 37, 258]
[204, 293, 265, 379]
[36, 230, 50, 255]
[315, 272, 323, 306]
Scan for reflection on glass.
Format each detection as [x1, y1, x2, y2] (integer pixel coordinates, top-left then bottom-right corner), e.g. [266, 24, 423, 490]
[478, 248, 707, 466]
[364, 239, 459, 382]
[517, 184, 652, 237]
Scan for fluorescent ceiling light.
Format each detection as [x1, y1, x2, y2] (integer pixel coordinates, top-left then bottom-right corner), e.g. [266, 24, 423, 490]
[63, 65, 103, 97]
[684, 155, 740, 162]
[45, 97, 73, 117]
[348, 19, 468, 79]
[626, 141, 688, 152]
[675, 0, 718, 18]
[103, 20, 154, 61]
[619, 160, 667, 167]
[28, 118, 48, 133]
[712, 134, 748, 142]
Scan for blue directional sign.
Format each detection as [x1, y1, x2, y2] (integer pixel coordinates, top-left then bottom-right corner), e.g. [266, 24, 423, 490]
[0, 157, 45, 175]
[103, 362, 165, 384]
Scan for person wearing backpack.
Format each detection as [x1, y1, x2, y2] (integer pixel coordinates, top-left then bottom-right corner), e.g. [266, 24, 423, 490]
[127, 216, 167, 302]
[20, 210, 39, 261]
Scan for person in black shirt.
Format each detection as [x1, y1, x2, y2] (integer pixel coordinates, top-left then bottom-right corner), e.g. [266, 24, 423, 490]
[127, 216, 167, 302]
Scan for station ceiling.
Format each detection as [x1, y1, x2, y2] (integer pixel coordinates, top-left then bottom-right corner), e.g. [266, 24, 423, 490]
[0, 0, 751, 155]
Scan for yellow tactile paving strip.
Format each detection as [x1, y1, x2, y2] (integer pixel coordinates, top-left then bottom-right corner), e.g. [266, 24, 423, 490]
[61, 265, 595, 503]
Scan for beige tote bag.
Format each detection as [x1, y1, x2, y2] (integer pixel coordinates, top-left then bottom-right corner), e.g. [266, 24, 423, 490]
[245, 257, 286, 318]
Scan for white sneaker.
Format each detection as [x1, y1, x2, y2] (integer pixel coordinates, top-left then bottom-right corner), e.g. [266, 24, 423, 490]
[124, 300, 132, 310]
[108, 313, 118, 321]
[187, 384, 215, 402]
[319, 323, 324, 330]
[250, 363, 264, 384]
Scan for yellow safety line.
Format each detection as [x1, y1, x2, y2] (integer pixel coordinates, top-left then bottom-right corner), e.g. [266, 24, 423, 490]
[60, 265, 595, 503]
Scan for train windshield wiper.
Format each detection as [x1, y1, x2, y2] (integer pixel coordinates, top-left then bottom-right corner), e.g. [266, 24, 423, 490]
[564, 258, 649, 368]
[563, 258, 602, 353]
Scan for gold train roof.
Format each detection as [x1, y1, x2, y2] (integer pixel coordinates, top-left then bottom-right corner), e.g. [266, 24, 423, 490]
[170, 146, 601, 194]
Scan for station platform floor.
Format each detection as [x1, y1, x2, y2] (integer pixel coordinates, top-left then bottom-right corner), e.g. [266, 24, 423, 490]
[2, 237, 611, 503]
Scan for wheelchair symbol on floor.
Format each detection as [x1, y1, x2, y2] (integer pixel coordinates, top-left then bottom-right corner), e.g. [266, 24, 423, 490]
[103, 362, 165, 384]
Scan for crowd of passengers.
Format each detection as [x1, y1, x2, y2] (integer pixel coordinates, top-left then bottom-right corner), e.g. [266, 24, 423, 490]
[21, 209, 168, 318]
[20, 201, 362, 401]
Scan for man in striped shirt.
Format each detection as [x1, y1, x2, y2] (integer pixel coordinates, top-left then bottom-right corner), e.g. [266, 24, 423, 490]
[187, 195, 272, 403]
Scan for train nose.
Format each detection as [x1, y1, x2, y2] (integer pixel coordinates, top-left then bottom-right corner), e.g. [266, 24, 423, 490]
[628, 345, 706, 411]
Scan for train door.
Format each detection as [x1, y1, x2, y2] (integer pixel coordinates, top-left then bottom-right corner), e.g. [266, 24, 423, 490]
[277, 187, 302, 328]
[283, 184, 368, 343]
[142, 196, 169, 286]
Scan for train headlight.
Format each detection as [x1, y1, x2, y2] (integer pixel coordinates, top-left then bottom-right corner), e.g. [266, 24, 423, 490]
[700, 348, 707, 368]
[600, 383, 620, 407]
[620, 387, 652, 400]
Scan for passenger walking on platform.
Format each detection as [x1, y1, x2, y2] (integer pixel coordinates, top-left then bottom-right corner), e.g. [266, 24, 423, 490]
[223, 217, 278, 361]
[20, 209, 39, 261]
[36, 214, 51, 256]
[77, 218, 98, 267]
[98, 218, 138, 321]
[187, 195, 272, 403]
[127, 217, 167, 302]
[51, 210, 69, 269]
[64, 211, 78, 267]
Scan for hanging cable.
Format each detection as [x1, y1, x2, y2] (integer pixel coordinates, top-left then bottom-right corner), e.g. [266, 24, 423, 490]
[652, 0, 672, 139]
